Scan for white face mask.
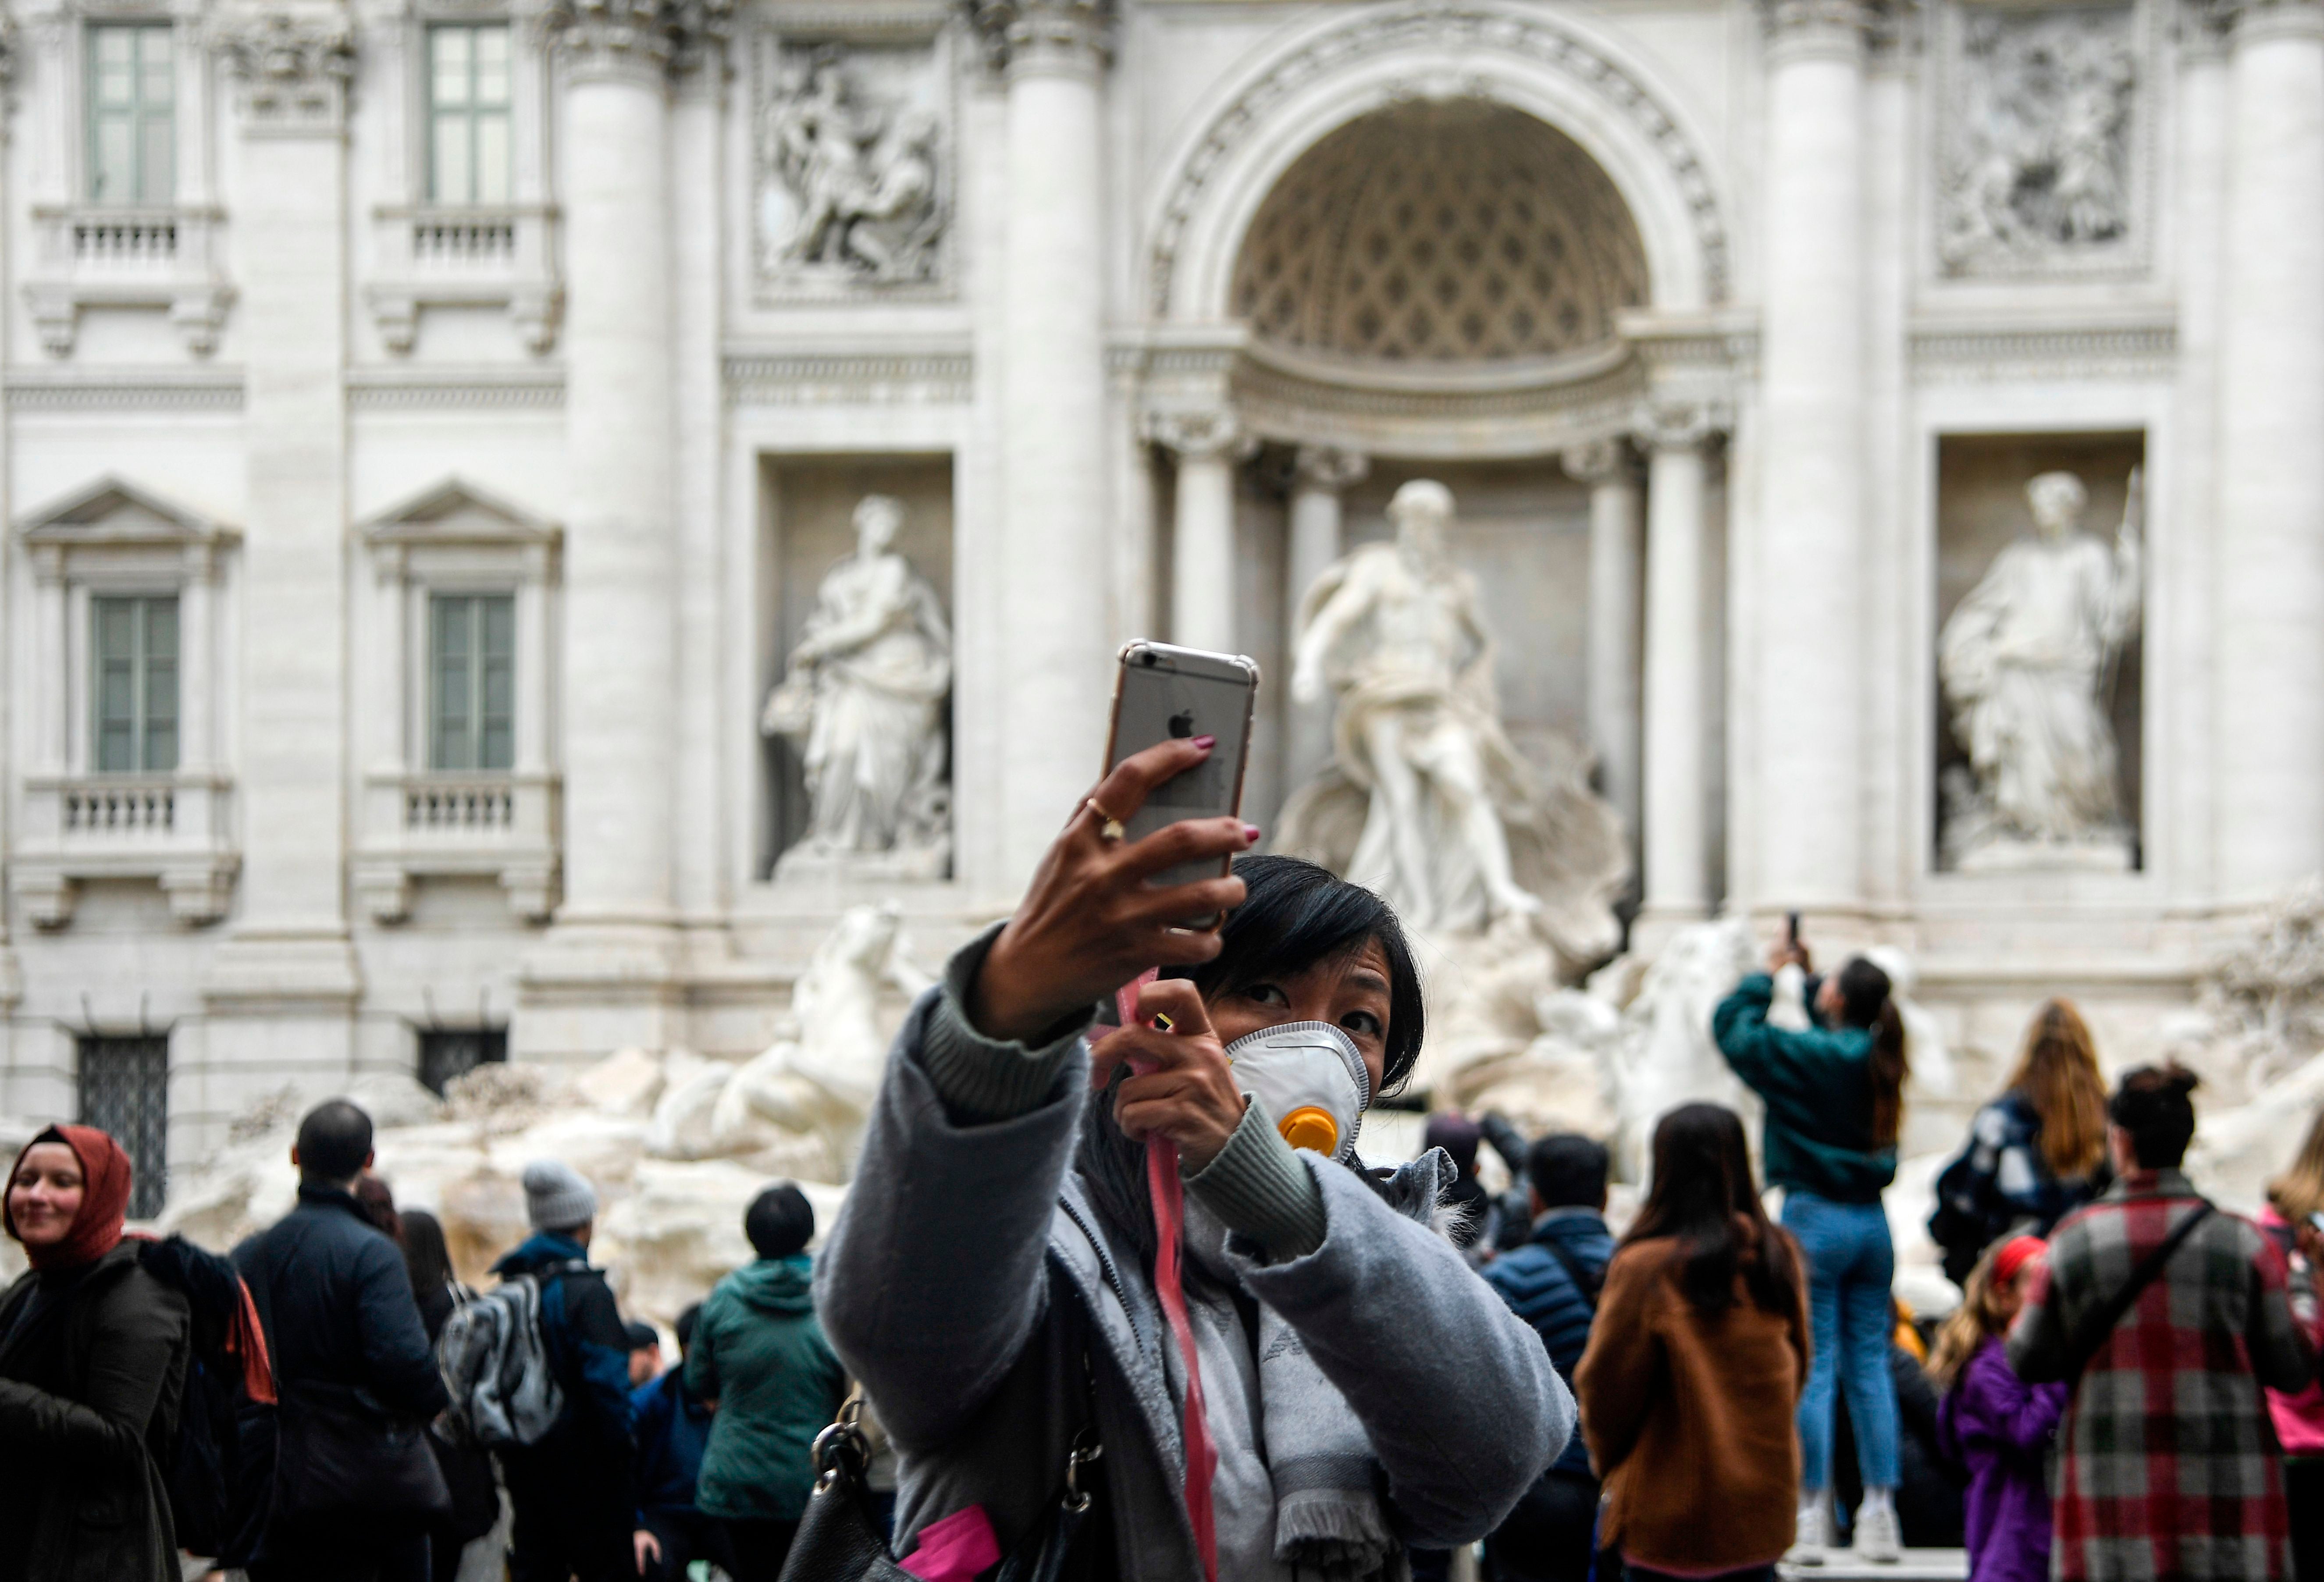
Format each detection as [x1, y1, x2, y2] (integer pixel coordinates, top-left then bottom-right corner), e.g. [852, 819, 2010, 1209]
[1225, 1021, 1371, 1162]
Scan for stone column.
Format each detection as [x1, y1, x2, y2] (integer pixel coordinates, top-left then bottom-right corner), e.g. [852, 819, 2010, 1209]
[2215, 0, 2324, 900]
[527, 0, 682, 1049]
[1754, 0, 1868, 917]
[1564, 440, 1644, 852]
[1637, 405, 1721, 927]
[202, 15, 363, 1068]
[1150, 409, 1249, 655]
[1286, 446, 1367, 787]
[973, 1, 1112, 887]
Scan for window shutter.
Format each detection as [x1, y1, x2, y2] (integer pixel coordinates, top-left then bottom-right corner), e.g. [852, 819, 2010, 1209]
[94, 597, 138, 773]
[480, 594, 516, 770]
[143, 596, 179, 773]
[431, 594, 475, 771]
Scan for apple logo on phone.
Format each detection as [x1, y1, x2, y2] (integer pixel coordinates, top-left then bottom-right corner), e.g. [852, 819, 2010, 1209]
[1168, 710, 1196, 739]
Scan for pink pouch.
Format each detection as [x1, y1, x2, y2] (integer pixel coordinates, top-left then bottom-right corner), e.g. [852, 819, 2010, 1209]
[897, 1504, 1002, 1581]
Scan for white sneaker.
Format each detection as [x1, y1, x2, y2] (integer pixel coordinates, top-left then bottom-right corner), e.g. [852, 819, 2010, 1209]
[1786, 1494, 1832, 1566]
[1852, 1496, 1903, 1564]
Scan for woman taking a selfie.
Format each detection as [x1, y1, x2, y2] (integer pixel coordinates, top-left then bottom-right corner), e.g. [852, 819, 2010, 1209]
[0, 1125, 191, 1582]
[1713, 938, 1911, 1564]
[1573, 1103, 1809, 1582]
[818, 736, 1569, 1579]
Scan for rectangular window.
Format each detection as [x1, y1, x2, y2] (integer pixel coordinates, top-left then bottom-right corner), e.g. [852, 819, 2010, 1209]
[92, 594, 179, 774]
[86, 24, 175, 205]
[427, 24, 512, 206]
[79, 1035, 169, 1219]
[419, 1027, 506, 1099]
[430, 593, 516, 771]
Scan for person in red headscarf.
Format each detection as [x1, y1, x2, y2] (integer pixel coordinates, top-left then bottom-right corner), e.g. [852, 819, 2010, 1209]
[0, 1124, 192, 1582]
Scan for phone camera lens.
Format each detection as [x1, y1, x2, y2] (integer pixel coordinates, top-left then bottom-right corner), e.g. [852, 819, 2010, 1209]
[1139, 651, 1158, 667]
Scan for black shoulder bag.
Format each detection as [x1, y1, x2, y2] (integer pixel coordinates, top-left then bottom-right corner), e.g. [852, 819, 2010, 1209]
[781, 1371, 1107, 1582]
[2060, 1200, 2215, 1385]
[247, 1225, 451, 1527]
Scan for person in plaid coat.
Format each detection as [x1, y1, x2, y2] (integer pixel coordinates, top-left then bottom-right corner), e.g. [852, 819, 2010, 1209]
[2010, 1066, 2320, 1582]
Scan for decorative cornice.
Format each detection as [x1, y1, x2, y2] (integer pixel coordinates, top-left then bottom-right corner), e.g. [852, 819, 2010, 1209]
[2223, 0, 2324, 43]
[1146, 5, 1731, 316]
[7, 371, 247, 412]
[214, 11, 357, 135]
[722, 348, 973, 405]
[768, 1, 949, 39]
[345, 367, 566, 409]
[962, 0, 1110, 75]
[1908, 321, 2176, 382]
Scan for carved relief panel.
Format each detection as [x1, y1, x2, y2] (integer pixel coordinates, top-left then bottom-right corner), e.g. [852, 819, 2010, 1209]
[751, 28, 952, 301]
[1935, 1, 2149, 278]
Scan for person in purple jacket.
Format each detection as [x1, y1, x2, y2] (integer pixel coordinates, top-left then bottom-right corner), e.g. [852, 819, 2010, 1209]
[1931, 1236, 2065, 1582]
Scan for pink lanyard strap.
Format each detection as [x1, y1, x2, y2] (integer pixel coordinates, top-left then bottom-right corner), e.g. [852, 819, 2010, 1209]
[1110, 971, 1220, 1581]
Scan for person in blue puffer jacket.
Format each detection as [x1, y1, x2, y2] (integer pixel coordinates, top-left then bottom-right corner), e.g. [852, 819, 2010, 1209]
[493, 1160, 638, 1582]
[1481, 1133, 1617, 1582]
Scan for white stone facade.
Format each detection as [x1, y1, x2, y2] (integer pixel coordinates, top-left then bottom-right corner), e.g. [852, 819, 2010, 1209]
[0, 0, 2316, 1186]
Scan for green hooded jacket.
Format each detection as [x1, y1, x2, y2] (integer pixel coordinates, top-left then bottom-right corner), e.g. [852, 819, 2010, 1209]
[685, 1253, 847, 1521]
[1711, 972, 1898, 1205]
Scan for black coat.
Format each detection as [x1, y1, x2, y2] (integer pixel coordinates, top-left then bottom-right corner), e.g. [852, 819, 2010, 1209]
[0, 1241, 192, 1582]
[232, 1184, 448, 1422]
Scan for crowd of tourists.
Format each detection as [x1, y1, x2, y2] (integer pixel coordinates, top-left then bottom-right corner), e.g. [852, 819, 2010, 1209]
[4, 729, 2324, 1582]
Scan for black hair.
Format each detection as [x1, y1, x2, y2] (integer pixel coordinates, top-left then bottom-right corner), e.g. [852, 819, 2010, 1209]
[296, 1100, 374, 1186]
[745, 1182, 815, 1260]
[1168, 854, 1427, 1095]
[1626, 1103, 1801, 1321]
[1835, 956, 1909, 1149]
[1424, 1114, 1481, 1179]
[675, 1302, 702, 1357]
[1527, 1133, 1610, 1209]
[400, 1208, 453, 1297]
[624, 1320, 660, 1353]
[2110, 1063, 2201, 1169]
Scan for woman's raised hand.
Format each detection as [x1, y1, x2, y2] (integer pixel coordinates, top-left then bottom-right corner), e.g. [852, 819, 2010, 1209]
[968, 737, 1258, 1045]
[1094, 978, 1247, 1173]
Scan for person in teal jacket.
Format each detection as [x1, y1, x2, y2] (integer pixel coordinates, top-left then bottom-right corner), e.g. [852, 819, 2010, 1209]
[686, 1182, 847, 1582]
[1713, 944, 1911, 1567]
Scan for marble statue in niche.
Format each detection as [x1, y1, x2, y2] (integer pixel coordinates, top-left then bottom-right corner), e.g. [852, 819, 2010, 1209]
[1940, 5, 2139, 274]
[1939, 469, 2142, 870]
[1278, 480, 1625, 972]
[758, 45, 945, 289]
[762, 495, 952, 880]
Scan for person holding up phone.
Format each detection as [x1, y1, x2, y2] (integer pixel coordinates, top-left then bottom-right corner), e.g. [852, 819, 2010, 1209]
[815, 733, 1570, 1580]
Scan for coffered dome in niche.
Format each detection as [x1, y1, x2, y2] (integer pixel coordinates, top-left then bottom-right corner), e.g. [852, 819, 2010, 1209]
[1231, 102, 1649, 365]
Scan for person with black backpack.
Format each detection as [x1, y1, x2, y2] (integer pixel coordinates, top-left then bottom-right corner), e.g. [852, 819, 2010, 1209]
[233, 1100, 450, 1582]
[491, 1159, 637, 1582]
[0, 1124, 191, 1582]
[2009, 1065, 2321, 1581]
[1481, 1134, 1616, 1582]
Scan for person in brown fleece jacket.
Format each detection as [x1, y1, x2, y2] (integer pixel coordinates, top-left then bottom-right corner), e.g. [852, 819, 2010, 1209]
[1576, 1104, 1812, 1582]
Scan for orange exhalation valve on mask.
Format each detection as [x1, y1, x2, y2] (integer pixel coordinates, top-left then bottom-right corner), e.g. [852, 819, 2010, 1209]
[1224, 1021, 1370, 1162]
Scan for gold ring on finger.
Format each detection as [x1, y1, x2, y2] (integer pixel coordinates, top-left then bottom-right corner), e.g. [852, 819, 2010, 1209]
[1085, 798, 1127, 843]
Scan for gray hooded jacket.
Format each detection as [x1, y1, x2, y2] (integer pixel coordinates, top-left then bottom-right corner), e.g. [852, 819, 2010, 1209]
[815, 935, 1571, 1581]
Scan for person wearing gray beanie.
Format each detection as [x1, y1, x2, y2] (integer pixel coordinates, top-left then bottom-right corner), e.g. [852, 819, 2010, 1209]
[522, 1158, 598, 1234]
[494, 1159, 630, 1581]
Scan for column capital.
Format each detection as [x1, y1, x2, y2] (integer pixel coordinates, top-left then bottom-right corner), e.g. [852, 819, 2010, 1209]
[1633, 398, 1731, 452]
[1757, 0, 1873, 60]
[1145, 407, 1256, 463]
[964, 0, 1111, 78]
[542, 0, 722, 88]
[1292, 444, 1369, 495]
[2217, 0, 2324, 45]
[214, 9, 355, 136]
[1562, 438, 1641, 487]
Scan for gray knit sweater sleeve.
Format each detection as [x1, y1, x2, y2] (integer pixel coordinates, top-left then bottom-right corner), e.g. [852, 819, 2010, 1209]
[918, 924, 1098, 1123]
[1187, 1096, 1330, 1262]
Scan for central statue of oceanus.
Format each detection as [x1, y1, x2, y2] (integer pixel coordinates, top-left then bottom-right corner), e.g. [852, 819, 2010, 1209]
[1277, 480, 1625, 970]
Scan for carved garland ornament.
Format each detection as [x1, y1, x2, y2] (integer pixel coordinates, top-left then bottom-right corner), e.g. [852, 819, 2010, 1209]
[1147, 4, 1730, 318]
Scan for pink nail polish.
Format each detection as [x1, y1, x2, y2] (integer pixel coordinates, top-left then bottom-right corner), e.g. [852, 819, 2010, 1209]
[1191, 734, 1216, 750]
[1243, 824, 1262, 845]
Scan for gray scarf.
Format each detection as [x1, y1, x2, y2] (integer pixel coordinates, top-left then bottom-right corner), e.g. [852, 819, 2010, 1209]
[1079, 1084, 1442, 1582]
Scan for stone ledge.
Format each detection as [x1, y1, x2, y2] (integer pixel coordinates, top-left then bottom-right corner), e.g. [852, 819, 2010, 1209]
[1780, 1550, 1967, 1580]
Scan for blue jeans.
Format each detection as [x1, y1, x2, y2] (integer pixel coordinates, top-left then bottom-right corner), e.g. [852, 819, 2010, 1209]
[1783, 1189, 1900, 1493]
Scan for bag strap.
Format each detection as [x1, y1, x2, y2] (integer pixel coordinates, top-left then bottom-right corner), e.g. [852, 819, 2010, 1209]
[2063, 1200, 2214, 1384]
[1538, 1235, 1605, 1313]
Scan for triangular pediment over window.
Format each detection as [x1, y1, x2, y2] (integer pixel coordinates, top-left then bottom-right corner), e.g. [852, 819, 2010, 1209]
[359, 477, 561, 548]
[15, 476, 239, 549]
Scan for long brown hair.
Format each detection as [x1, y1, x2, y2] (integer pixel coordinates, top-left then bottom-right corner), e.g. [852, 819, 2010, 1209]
[1928, 1241, 2016, 1393]
[1836, 957, 1910, 1149]
[2004, 999, 2109, 1180]
[2268, 1106, 2324, 1224]
[1626, 1103, 1802, 1320]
